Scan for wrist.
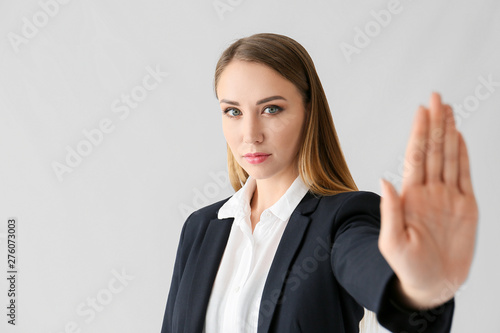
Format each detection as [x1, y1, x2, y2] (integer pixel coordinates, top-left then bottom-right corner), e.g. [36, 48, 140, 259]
[391, 277, 455, 310]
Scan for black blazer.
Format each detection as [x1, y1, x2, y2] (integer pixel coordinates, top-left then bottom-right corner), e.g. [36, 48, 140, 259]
[161, 190, 454, 333]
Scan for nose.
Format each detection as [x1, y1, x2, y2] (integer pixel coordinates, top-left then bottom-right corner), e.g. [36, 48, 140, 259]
[242, 114, 264, 144]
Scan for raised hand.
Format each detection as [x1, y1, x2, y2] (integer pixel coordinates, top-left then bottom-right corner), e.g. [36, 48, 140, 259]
[378, 92, 478, 309]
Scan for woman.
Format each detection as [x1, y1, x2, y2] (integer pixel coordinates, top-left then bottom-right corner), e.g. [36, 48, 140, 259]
[160, 33, 478, 333]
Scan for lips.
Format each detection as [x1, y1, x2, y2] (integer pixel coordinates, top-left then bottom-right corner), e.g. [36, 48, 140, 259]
[244, 152, 270, 157]
[243, 153, 271, 164]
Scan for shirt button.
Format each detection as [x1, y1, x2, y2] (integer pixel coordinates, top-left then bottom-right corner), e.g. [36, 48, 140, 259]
[234, 286, 240, 293]
[265, 212, 271, 218]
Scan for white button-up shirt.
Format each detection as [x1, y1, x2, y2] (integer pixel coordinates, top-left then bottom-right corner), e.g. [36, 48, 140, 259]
[203, 175, 310, 333]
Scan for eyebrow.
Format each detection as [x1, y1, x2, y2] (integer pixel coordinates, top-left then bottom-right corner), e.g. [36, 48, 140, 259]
[219, 95, 287, 106]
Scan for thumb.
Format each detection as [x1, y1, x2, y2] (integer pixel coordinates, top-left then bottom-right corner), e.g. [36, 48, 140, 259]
[379, 178, 405, 255]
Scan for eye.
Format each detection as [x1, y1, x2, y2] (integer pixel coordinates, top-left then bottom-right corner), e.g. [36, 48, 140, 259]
[223, 107, 242, 117]
[263, 105, 283, 114]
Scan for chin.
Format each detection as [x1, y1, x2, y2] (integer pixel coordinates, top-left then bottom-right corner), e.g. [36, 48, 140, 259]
[244, 167, 280, 181]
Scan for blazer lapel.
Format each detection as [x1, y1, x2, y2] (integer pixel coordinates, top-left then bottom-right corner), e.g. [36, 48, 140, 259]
[185, 216, 234, 332]
[257, 191, 320, 333]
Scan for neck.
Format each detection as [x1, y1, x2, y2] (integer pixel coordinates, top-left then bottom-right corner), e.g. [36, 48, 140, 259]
[250, 168, 299, 213]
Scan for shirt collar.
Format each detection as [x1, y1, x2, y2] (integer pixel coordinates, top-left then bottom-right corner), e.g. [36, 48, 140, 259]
[217, 175, 310, 222]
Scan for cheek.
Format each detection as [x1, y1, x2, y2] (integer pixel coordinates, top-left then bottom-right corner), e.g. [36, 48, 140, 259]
[266, 113, 298, 134]
[222, 123, 240, 148]
[284, 129, 302, 153]
[268, 124, 302, 157]
[271, 114, 304, 147]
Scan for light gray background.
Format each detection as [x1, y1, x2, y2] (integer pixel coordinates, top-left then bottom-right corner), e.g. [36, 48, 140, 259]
[0, 0, 498, 332]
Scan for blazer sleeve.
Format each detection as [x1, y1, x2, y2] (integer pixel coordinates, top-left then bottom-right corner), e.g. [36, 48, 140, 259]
[330, 191, 455, 333]
[160, 213, 191, 333]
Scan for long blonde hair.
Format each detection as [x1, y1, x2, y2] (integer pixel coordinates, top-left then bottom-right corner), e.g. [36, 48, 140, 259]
[214, 33, 376, 331]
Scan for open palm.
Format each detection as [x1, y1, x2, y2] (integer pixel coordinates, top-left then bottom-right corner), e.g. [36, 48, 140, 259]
[379, 92, 478, 309]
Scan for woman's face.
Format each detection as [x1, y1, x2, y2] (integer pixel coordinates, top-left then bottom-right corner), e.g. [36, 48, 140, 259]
[217, 60, 306, 182]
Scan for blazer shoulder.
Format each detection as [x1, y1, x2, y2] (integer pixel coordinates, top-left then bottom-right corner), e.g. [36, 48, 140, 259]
[190, 195, 233, 219]
[318, 190, 380, 207]
[181, 194, 233, 234]
[313, 190, 381, 224]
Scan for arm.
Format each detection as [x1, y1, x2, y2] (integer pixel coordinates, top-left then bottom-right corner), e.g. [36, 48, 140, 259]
[331, 191, 454, 333]
[331, 92, 478, 332]
[160, 214, 191, 333]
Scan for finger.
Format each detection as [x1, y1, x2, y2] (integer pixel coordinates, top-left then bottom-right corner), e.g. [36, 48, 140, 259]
[426, 92, 446, 183]
[443, 105, 459, 187]
[458, 132, 474, 195]
[402, 105, 428, 188]
[379, 178, 405, 254]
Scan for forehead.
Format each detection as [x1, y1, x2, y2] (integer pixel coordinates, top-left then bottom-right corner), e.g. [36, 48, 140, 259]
[217, 60, 302, 102]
